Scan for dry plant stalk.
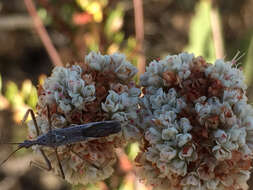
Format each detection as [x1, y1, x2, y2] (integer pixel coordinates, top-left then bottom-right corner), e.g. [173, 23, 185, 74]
[133, 0, 146, 76]
[24, 0, 63, 66]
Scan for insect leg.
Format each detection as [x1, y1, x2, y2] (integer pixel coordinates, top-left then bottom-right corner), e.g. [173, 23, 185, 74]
[30, 148, 52, 171]
[70, 148, 100, 170]
[22, 109, 40, 135]
[46, 105, 65, 179]
[46, 105, 53, 132]
[23, 109, 54, 172]
[54, 148, 65, 179]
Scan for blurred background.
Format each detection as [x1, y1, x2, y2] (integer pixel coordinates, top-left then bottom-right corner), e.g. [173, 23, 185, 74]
[0, 0, 253, 189]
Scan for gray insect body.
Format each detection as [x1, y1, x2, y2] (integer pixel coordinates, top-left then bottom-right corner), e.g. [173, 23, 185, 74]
[19, 120, 121, 148]
[1, 107, 121, 180]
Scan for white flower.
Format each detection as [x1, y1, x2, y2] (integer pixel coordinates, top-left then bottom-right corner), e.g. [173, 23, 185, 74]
[159, 146, 177, 161]
[145, 128, 162, 144]
[28, 51, 140, 185]
[82, 85, 96, 102]
[181, 173, 201, 190]
[176, 133, 192, 147]
[137, 53, 253, 190]
[212, 144, 231, 160]
[85, 51, 109, 71]
[162, 127, 178, 140]
[112, 112, 128, 122]
[128, 87, 141, 97]
[213, 129, 228, 144]
[102, 90, 120, 112]
[170, 159, 187, 176]
[205, 179, 219, 190]
[58, 101, 72, 113]
[122, 124, 140, 141]
[67, 79, 84, 94]
[146, 147, 160, 163]
[111, 53, 138, 80]
[179, 118, 192, 133]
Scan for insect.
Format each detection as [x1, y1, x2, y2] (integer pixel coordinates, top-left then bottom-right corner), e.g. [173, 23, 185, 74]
[0, 105, 121, 179]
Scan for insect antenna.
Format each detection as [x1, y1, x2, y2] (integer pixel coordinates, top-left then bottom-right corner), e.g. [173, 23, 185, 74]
[0, 146, 23, 167]
[0, 142, 23, 145]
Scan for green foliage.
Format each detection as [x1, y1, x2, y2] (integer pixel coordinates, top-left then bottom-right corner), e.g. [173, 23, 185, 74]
[118, 181, 133, 190]
[244, 36, 253, 86]
[61, 4, 76, 24]
[72, 184, 86, 190]
[4, 79, 37, 110]
[5, 81, 20, 108]
[72, 183, 104, 190]
[184, 0, 216, 62]
[38, 8, 52, 25]
[126, 142, 139, 161]
[36, 0, 138, 65]
[105, 4, 124, 39]
[27, 86, 38, 109]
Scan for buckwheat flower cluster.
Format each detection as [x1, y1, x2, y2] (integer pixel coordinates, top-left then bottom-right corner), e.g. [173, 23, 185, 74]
[27, 52, 141, 184]
[136, 53, 253, 190]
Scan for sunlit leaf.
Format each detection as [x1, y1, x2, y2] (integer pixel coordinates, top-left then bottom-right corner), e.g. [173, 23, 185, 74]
[21, 79, 33, 100]
[127, 37, 136, 50]
[76, 0, 89, 11]
[27, 86, 38, 109]
[37, 8, 52, 25]
[127, 142, 139, 161]
[76, 0, 104, 22]
[244, 36, 253, 86]
[113, 32, 125, 44]
[105, 5, 124, 38]
[184, 0, 215, 62]
[89, 43, 99, 52]
[5, 81, 21, 107]
[90, 2, 103, 22]
[118, 175, 134, 190]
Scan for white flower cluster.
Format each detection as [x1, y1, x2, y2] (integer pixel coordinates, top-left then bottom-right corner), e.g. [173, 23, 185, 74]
[85, 51, 137, 80]
[85, 52, 141, 141]
[140, 53, 194, 88]
[38, 65, 96, 113]
[137, 53, 253, 190]
[27, 51, 140, 185]
[26, 51, 253, 188]
[102, 89, 141, 141]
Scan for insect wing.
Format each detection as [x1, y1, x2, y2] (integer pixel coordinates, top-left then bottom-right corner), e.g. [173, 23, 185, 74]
[81, 121, 121, 138]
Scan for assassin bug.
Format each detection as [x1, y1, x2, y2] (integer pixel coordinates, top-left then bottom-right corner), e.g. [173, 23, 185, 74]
[0, 105, 121, 179]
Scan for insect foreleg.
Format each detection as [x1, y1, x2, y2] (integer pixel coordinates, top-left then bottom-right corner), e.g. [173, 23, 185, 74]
[30, 148, 52, 171]
[22, 109, 40, 136]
